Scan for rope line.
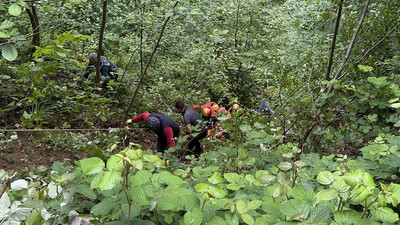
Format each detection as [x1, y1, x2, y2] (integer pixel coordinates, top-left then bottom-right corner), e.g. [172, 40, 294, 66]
[0, 127, 143, 132]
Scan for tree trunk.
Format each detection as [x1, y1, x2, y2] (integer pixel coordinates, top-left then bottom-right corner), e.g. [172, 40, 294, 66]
[325, 0, 343, 80]
[299, 0, 371, 150]
[124, 2, 179, 122]
[96, 0, 108, 83]
[26, 2, 40, 53]
[234, 0, 240, 48]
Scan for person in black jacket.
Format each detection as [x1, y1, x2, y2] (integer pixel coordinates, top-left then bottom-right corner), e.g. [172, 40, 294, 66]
[83, 53, 118, 88]
[176, 102, 207, 155]
[126, 112, 180, 154]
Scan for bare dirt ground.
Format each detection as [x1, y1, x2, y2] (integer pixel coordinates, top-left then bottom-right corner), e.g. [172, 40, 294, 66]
[0, 130, 156, 172]
[0, 132, 87, 171]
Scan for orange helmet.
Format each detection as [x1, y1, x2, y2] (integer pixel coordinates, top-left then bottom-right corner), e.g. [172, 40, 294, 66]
[212, 103, 220, 112]
[203, 108, 211, 117]
[232, 104, 240, 111]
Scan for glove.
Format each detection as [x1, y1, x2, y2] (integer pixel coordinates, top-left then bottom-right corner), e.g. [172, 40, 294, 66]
[126, 119, 133, 125]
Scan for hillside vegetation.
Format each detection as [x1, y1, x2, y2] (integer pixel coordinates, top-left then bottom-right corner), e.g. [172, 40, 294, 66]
[1, 0, 400, 224]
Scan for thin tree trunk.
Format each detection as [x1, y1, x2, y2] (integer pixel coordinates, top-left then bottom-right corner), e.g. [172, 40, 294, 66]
[234, 0, 240, 48]
[244, 11, 253, 50]
[26, 2, 40, 52]
[332, 0, 371, 81]
[325, 0, 343, 80]
[96, 0, 108, 83]
[123, 2, 179, 122]
[298, 0, 371, 150]
[140, 4, 144, 77]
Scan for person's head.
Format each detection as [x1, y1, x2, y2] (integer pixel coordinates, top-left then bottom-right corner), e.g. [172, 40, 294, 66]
[175, 101, 186, 113]
[232, 104, 240, 111]
[147, 117, 161, 131]
[89, 53, 97, 64]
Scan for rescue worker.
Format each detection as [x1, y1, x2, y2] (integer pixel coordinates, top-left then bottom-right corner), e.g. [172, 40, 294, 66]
[227, 103, 245, 119]
[175, 102, 206, 155]
[126, 112, 180, 154]
[256, 90, 276, 118]
[83, 53, 118, 88]
[195, 102, 229, 140]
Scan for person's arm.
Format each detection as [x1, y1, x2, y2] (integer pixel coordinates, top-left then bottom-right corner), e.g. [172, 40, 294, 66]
[126, 113, 151, 125]
[162, 126, 176, 148]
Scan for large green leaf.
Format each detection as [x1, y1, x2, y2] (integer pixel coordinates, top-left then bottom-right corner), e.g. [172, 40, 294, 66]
[225, 212, 240, 225]
[25, 210, 44, 225]
[391, 184, 400, 203]
[280, 199, 310, 218]
[208, 185, 226, 198]
[153, 171, 183, 186]
[353, 219, 382, 225]
[273, 185, 288, 197]
[353, 186, 373, 202]
[184, 208, 203, 225]
[91, 197, 119, 215]
[278, 162, 292, 171]
[208, 172, 224, 184]
[315, 189, 338, 201]
[289, 185, 315, 203]
[236, 200, 247, 214]
[367, 77, 389, 88]
[78, 184, 97, 200]
[0, 20, 15, 30]
[247, 200, 262, 211]
[157, 193, 182, 211]
[107, 155, 124, 171]
[8, 4, 22, 16]
[208, 216, 229, 225]
[2, 44, 18, 61]
[130, 186, 151, 205]
[317, 171, 334, 185]
[0, 193, 11, 218]
[195, 183, 209, 192]
[10, 179, 28, 191]
[182, 194, 200, 211]
[333, 210, 361, 225]
[143, 154, 162, 162]
[90, 170, 122, 191]
[224, 173, 241, 183]
[330, 177, 350, 193]
[130, 170, 152, 186]
[370, 207, 399, 223]
[80, 157, 105, 175]
[342, 171, 362, 187]
[241, 213, 254, 225]
[308, 204, 331, 223]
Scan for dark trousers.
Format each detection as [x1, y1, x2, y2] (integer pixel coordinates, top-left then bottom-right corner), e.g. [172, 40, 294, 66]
[156, 135, 168, 153]
[188, 130, 207, 154]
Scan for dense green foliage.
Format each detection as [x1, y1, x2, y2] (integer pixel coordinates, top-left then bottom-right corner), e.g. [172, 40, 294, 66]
[1, 0, 400, 224]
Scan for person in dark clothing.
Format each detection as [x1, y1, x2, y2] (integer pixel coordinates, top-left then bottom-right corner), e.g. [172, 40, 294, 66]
[176, 102, 207, 155]
[126, 112, 180, 154]
[256, 89, 277, 120]
[83, 53, 118, 88]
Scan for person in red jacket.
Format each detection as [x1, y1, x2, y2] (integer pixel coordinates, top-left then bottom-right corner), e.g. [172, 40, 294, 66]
[126, 113, 180, 154]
